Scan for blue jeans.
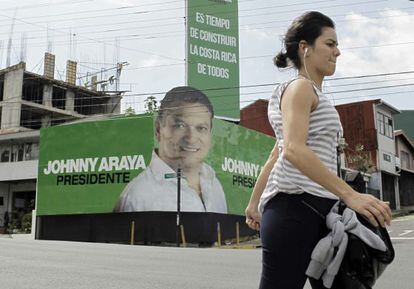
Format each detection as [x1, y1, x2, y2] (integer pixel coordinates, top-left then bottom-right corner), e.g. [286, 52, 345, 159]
[259, 192, 337, 289]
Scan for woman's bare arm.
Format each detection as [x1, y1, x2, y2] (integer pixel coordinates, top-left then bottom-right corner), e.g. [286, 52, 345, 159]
[245, 142, 279, 230]
[281, 79, 391, 227]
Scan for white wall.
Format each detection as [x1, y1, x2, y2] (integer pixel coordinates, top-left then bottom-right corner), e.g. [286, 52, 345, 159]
[375, 105, 397, 174]
[0, 160, 38, 181]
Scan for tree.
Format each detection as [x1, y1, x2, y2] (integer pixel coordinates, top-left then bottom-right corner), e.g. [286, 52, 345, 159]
[347, 144, 374, 174]
[144, 96, 158, 113]
[124, 106, 136, 116]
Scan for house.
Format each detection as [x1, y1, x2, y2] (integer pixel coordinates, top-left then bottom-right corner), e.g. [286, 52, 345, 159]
[0, 53, 122, 230]
[240, 99, 274, 137]
[240, 97, 405, 209]
[336, 99, 401, 209]
[395, 130, 414, 210]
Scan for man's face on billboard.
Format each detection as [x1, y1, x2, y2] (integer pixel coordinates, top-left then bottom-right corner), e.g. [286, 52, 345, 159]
[157, 102, 212, 171]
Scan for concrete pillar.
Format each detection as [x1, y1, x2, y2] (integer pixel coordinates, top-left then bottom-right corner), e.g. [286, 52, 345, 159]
[44, 52, 55, 79]
[378, 171, 384, 201]
[41, 115, 51, 128]
[65, 90, 75, 112]
[31, 209, 36, 239]
[42, 84, 53, 107]
[107, 97, 121, 114]
[395, 176, 401, 210]
[1, 63, 25, 131]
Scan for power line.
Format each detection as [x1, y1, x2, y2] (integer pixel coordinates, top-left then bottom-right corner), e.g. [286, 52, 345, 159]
[5, 2, 411, 40]
[0, 0, 337, 28]
[1, 86, 412, 128]
[327, 83, 414, 94]
[327, 70, 414, 81]
[1, 77, 411, 108]
[0, 0, 182, 22]
[0, 0, 94, 12]
[120, 76, 414, 87]
[0, 12, 183, 62]
[2, 69, 413, 90]
[0, 0, 387, 31]
[121, 82, 414, 100]
[6, 10, 413, 50]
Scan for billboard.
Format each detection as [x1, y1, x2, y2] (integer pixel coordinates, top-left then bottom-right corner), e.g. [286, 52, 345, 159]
[187, 0, 240, 120]
[37, 116, 275, 216]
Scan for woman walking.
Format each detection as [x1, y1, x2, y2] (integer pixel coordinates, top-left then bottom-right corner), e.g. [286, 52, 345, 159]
[245, 11, 392, 289]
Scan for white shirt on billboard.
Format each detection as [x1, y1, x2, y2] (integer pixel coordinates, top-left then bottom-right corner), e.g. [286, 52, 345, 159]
[115, 151, 227, 213]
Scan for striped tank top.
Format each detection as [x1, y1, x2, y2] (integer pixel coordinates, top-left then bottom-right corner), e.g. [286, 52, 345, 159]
[258, 77, 343, 213]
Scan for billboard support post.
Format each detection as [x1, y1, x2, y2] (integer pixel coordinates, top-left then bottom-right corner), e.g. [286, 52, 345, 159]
[130, 221, 135, 245]
[176, 167, 182, 247]
[217, 222, 222, 247]
[180, 225, 187, 247]
[236, 222, 240, 246]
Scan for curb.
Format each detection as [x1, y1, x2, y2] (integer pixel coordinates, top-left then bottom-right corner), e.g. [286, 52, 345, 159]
[219, 244, 262, 249]
[392, 210, 414, 218]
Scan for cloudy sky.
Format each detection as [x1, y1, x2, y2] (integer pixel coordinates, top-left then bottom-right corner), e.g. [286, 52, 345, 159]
[1, 0, 413, 113]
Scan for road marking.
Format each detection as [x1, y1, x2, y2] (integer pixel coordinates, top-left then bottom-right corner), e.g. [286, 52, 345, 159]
[399, 230, 413, 237]
[387, 230, 392, 234]
[393, 215, 414, 222]
[391, 237, 414, 240]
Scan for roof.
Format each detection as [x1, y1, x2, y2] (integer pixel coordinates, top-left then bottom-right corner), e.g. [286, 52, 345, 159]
[241, 99, 269, 111]
[395, 129, 414, 151]
[375, 99, 400, 115]
[335, 98, 400, 114]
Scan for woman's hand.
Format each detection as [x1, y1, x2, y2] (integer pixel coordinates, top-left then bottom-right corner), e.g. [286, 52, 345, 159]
[343, 191, 392, 228]
[245, 203, 261, 231]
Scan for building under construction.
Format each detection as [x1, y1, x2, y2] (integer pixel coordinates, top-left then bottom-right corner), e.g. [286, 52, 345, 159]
[0, 53, 122, 232]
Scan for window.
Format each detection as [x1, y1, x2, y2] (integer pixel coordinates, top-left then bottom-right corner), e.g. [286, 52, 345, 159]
[0, 142, 39, 162]
[0, 145, 10, 162]
[377, 112, 393, 138]
[386, 117, 393, 138]
[377, 112, 385, 135]
[10, 145, 20, 162]
[383, 153, 391, 162]
[401, 151, 411, 169]
[17, 144, 24, 161]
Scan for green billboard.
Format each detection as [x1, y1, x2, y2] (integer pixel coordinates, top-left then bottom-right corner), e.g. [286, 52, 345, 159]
[37, 116, 274, 216]
[187, 0, 240, 120]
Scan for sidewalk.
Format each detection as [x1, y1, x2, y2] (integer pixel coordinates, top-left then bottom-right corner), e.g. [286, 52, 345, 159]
[392, 209, 414, 218]
[0, 233, 33, 240]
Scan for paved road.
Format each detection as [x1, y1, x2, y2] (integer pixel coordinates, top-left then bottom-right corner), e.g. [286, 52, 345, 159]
[0, 236, 262, 289]
[1, 215, 413, 289]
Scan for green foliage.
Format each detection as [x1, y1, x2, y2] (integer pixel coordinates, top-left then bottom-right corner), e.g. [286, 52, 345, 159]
[21, 213, 32, 233]
[144, 96, 158, 113]
[347, 144, 374, 173]
[6, 211, 32, 234]
[124, 106, 136, 116]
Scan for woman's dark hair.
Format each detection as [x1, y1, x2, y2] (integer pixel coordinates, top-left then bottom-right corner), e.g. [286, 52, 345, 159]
[274, 11, 335, 69]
